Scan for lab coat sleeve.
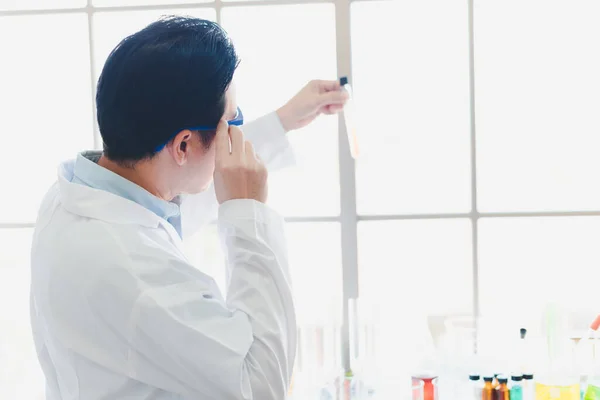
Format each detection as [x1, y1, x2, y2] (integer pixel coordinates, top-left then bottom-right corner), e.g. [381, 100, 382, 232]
[121, 200, 295, 400]
[180, 112, 296, 239]
[219, 199, 296, 398]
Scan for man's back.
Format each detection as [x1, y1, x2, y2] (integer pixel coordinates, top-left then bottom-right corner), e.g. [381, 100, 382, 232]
[30, 157, 295, 399]
[30, 178, 214, 399]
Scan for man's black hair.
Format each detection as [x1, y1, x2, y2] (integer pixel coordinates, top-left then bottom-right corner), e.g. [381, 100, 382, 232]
[96, 16, 239, 164]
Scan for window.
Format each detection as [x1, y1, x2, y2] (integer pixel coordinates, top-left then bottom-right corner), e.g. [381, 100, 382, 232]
[473, 0, 600, 372]
[221, 4, 339, 217]
[0, 13, 93, 223]
[2, 0, 600, 398]
[352, 0, 471, 215]
[0, 229, 43, 399]
[475, 0, 600, 212]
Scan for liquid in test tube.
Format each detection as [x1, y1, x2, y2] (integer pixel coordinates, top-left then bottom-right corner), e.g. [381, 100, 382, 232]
[340, 76, 359, 159]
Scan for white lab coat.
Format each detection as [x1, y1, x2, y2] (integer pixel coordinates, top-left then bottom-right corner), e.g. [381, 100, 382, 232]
[30, 113, 297, 400]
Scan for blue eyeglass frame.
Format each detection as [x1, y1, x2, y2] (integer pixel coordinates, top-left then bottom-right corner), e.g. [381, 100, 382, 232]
[155, 107, 244, 152]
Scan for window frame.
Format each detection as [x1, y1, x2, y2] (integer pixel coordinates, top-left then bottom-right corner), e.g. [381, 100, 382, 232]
[4, 0, 600, 374]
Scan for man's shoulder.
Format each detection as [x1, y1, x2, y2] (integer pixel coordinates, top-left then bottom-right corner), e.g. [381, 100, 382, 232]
[34, 212, 171, 266]
[32, 214, 199, 299]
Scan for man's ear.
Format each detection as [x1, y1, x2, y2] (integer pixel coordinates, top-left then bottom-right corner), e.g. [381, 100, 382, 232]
[171, 130, 192, 166]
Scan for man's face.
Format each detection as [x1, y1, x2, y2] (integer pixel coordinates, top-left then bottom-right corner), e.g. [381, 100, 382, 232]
[182, 82, 238, 194]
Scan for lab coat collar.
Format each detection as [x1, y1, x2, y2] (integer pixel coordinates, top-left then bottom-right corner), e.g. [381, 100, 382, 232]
[73, 151, 181, 222]
[57, 158, 163, 228]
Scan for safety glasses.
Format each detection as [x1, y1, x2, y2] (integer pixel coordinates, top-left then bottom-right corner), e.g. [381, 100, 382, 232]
[155, 107, 244, 152]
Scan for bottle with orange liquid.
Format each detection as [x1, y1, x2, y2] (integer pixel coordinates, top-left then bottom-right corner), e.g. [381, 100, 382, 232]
[482, 376, 494, 400]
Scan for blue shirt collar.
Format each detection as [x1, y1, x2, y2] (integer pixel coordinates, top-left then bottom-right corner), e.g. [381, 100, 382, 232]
[71, 151, 181, 226]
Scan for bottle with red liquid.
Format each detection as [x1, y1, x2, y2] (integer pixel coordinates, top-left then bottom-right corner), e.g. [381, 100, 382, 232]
[415, 375, 437, 400]
[494, 376, 510, 400]
[492, 374, 501, 390]
[412, 378, 424, 400]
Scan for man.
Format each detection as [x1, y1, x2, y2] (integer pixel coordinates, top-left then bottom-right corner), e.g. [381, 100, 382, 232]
[30, 16, 347, 400]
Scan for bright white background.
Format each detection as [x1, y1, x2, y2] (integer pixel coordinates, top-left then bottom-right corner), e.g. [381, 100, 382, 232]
[2, 0, 600, 398]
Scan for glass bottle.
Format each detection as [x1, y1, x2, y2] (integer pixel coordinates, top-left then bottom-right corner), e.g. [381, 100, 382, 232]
[482, 376, 494, 400]
[510, 375, 523, 400]
[495, 376, 510, 400]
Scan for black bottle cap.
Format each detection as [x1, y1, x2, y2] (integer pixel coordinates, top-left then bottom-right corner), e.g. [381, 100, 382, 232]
[469, 374, 481, 381]
[340, 76, 349, 86]
[520, 328, 527, 339]
[511, 375, 523, 381]
[523, 374, 534, 380]
[483, 376, 494, 382]
[498, 376, 508, 384]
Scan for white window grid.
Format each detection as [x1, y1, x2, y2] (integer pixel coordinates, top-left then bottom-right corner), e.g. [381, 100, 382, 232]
[2, 0, 600, 372]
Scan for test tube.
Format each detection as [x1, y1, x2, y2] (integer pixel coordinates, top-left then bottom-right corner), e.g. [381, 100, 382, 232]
[340, 76, 359, 159]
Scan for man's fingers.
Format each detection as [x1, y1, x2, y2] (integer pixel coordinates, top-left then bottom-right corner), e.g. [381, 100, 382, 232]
[245, 141, 266, 173]
[215, 119, 231, 158]
[245, 140, 262, 162]
[229, 126, 245, 155]
[319, 89, 349, 107]
[323, 104, 345, 115]
[245, 140, 256, 160]
[313, 79, 341, 92]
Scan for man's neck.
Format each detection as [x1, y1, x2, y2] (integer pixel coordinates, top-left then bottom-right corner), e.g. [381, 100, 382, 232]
[98, 155, 175, 201]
